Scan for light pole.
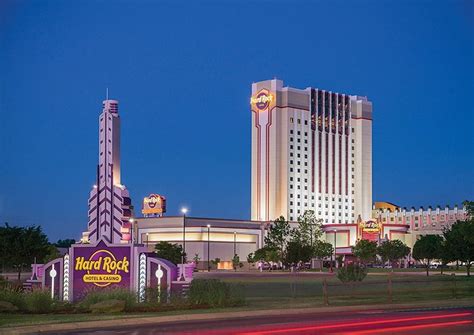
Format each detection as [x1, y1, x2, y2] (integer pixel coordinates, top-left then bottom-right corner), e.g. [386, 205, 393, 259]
[180, 207, 188, 281]
[129, 218, 134, 245]
[146, 232, 149, 249]
[207, 224, 211, 272]
[233, 231, 237, 257]
[333, 229, 337, 269]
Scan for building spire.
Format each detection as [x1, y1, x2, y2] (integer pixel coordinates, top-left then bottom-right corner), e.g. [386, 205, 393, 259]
[106, 87, 109, 100]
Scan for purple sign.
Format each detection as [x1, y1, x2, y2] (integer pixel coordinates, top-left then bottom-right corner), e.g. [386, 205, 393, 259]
[72, 241, 132, 300]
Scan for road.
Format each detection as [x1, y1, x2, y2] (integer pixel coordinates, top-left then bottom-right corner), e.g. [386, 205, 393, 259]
[46, 307, 473, 335]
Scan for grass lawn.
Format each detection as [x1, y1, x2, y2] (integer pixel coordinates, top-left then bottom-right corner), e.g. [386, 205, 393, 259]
[220, 272, 474, 309]
[1, 273, 472, 329]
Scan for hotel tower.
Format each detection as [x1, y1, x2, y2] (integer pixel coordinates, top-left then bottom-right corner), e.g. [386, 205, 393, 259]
[86, 99, 133, 244]
[251, 79, 372, 224]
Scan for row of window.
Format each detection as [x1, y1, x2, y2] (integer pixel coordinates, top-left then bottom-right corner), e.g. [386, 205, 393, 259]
[289, 118, 308, 125]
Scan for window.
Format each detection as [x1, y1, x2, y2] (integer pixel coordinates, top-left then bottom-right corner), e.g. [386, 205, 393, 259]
[290, 130, 294, 134]
[304, 195, 307, 199]
[290, 145, 294, 149]
[305, 132, 308, 136]
[297, 153, 301, 158]
[290, 160, 293, 164]
[290, 194, 293, 198]
[290, 152, 294, 157]
[304, 120, 308, 125]
[290, 209, 293, 213]
[290, 177, 293, 181]
[290, 117, 294, 123]
[297, 194, 300, 198]
[297, 202, 300, 206]
[297, 178, 300, 182]
[297, 119, 301, 124]
[290, 201, 293, 205]
[352, 139, 354, 143]
[297, 131, 301, 135]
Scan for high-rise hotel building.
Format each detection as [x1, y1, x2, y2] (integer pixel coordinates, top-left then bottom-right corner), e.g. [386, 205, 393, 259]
[251, 79, 372, 224]
[85, 99, 133, 244]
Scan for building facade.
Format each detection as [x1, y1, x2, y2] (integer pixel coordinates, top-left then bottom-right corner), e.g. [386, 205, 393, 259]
[85, 99, 133, 244]
[251, 79, 372, 224]
[135, 216, 265, 269]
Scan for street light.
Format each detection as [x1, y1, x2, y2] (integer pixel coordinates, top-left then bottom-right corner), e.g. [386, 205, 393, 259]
[180, 207, 188, 281]
[129, 218, 135, 245]
[233, 231, 237, 257]
[207, 224, 211, 272]
[333, 230, 337, 270]
[146, 232, 149, 248]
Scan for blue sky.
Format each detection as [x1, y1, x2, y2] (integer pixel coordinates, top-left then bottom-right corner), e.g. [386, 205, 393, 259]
[0, 0, 473, 242]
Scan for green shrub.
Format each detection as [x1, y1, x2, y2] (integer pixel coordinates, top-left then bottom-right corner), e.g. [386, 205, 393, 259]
[24, 289, 53, 313]
[0, 285, 25, 311]
[188, 279, 245, 308]
[79, 288, 136, 311]
[337, 263, 368, 283]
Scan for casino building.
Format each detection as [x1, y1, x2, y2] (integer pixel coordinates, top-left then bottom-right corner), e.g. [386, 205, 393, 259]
[251, 79, 372, 224]
[79, 82, 467, 268]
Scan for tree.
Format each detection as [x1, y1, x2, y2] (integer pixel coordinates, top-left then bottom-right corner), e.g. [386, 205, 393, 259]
[352, 239, 377, 265]
[313, 240, 334, 272]
[154, 241, 186, 265]
[377, 240, 411, 269]
[247, 252, 255, 270]
[264, 216, 290, 261]
[193, 253, 200, 267]
[232, 254, 243, 271]
[463, 200, 474, 219]
[284, 241, 313, 266]
[0, 224, 52, 281]
[444, 220, 474, 277]
[54, 239, 76, 248]
[412, 235, 443, 276]
[295, 210, 323, 247]
[253, 246, 277, 263]
[438, 239, 455, 275]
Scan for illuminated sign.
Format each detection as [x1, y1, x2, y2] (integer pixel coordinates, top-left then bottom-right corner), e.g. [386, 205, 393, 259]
[361, 220, 381, 233]
[72, 242, 132, 299]
[359, 220, 381, 241]
[142, 194, 166, 215]
[250, 89, 274, 111]
[75, 249, 129, 287]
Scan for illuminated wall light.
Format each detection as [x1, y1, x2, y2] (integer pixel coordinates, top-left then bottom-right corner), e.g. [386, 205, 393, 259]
[63, 254, 70, 301]
[138, 253, 147, 302]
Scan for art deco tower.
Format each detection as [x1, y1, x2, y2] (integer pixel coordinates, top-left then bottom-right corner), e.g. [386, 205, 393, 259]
[86, 99, 132, 244]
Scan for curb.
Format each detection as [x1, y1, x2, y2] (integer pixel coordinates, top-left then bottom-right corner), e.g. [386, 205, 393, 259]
[1, 299, 473, 334]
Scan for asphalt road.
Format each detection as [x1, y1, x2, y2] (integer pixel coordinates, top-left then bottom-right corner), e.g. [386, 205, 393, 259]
[45, 307, 473, 335]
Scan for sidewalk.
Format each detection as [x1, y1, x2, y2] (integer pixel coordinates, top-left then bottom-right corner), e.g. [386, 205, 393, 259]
[1, 298, 473, 335]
